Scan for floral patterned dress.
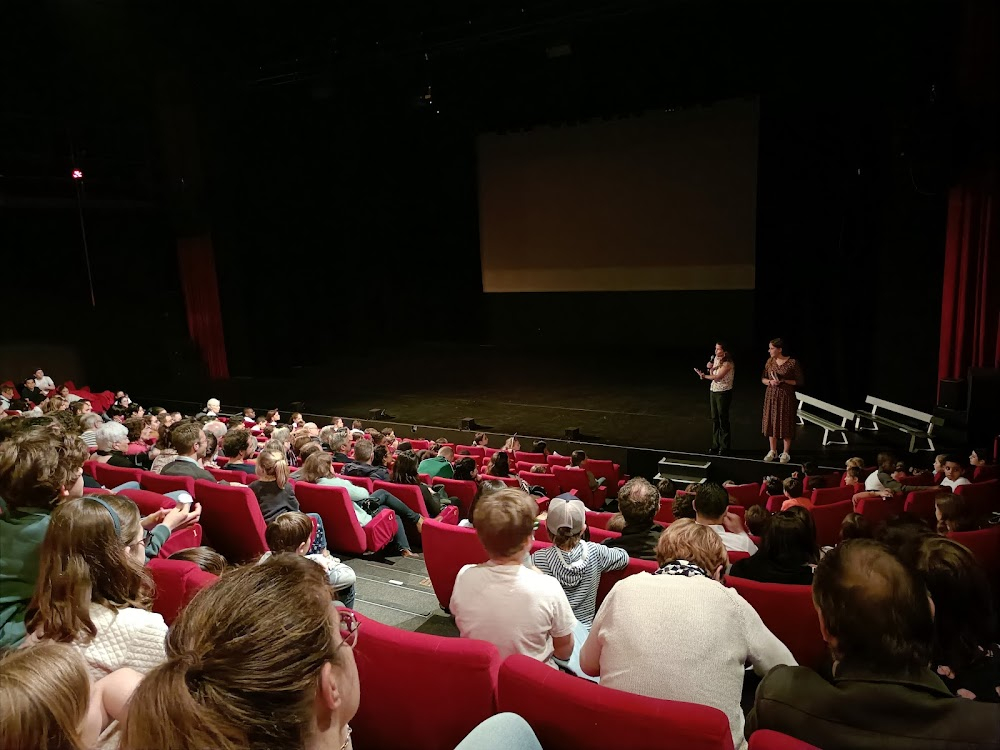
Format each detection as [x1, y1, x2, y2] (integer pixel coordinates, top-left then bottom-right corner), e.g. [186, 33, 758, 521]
[761, 357, 803, 439]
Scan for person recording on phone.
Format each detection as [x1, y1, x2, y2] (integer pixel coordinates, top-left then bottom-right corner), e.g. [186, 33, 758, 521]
[694, 342, 735, 456]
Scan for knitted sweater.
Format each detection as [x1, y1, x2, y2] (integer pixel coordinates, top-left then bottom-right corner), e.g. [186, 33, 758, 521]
[66, 604, 168, 681]
[588, 572, 795, 750]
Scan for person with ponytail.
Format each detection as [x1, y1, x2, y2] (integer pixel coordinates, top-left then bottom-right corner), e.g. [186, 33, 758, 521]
[24, 494, 168, 679]
[250, 449, 329, 555]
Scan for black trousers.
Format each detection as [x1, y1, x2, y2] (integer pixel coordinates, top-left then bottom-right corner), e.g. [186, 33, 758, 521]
[710, 389, 733, 451]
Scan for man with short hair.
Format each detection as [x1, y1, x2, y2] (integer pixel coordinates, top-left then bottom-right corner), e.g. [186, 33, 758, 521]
[221, 428, 257, 473]
[20, 377, 45, 407]
[341, 438, 390, 481]
[161, 422, 218, 482]
[746, 539, 999, 748]
[602, 477, 664, 561]
[32, 369, 55, 395]
[419, 445, 455, 479]
[0, 385, 15, 412]
[694, 481, 757, 555]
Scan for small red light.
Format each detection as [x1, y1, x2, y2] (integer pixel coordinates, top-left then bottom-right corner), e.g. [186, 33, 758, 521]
[72, 169, 83, 180]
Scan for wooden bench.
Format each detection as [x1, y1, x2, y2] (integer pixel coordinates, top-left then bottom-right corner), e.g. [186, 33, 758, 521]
[854, 396, 944, 452]
[795, 392, 854, 446]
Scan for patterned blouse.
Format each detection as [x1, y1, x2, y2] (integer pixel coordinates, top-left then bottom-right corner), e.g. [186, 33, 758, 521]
[709, 357, 734, 393]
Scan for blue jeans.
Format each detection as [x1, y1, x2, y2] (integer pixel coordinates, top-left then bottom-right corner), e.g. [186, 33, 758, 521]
[454, 714, 541, 750]
[369, 489, 422, 552]
[305, 512, 328, 556]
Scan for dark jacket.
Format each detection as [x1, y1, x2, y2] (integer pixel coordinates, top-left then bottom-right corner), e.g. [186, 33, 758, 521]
[729, 555, 815, 586]
[341, 462, 390, 482]
[331, 451, 352, 464]
[601, 522, 662, 561]
[249, 480, 300, 523]
[224, 461, 256, 474]
[95, 450, 144, 471]
[747, 663, 1000, 750]
[161, 457, 217, 483]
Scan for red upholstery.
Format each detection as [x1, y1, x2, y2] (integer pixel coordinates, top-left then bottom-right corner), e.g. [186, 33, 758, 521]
[115, 487, 204, 557]
[351, 611, 500, 750]
[595, 557, 659, 610]
[408, 439, 430, 450]
[546, 454, 572, 467]
[83, 459, 98, 478]
[515, 451, 547, 464]
[903, 489, 940, 525]
[117, 488, 175, 515]
[585, 459, 622, 490]
[728, 550, 751, 564]
[727, 505, 747, 528]
[810, 484, 855, 507]
[726, 577, 826, 669]
[457, 446, 485, 458]
[552, 467, 607, 510]
[207, 468, 247, 484]
[519, 471, 561, 500]
[896, 473, 936, 487]
[812, 499, 853, 547]
[341, 475, 374, 494]
[479, 474, 519, 487]
[765, 495, 785, 512]
[295, 482, 398, 555]
[726, 482, 763, 507]
[437, 504, 460, 525]
[515, 461, 543, 473]
[421, 519, 552, 610]
[955, 479, 999, 518]
[973, 465, 1000, 482]
[432, 477, 479, 519]
[498, 654, 734, 750]
[854, 494, 905, 528]
[147, 558, 218, 625]
[483, 447, 500, 457]
[585, 511, 615, 529]
[749, 729, 822, 749]
[141, 471, 196, 498]
[655, 498, 676, 524]
[192, 480, 268, 562]
[373, 481, 430, 517]
[948, 526, 1000, 579]
[92, 463, 143, 488]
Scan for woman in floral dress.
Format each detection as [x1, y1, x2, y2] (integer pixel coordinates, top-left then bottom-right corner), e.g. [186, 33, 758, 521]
[760, 338, 802, 464]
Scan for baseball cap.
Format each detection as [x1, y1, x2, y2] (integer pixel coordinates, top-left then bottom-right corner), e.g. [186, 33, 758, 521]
[546, 494, 586, 536]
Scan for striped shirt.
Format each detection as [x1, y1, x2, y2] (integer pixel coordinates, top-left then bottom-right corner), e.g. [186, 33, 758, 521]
[532, 540, 629, 627]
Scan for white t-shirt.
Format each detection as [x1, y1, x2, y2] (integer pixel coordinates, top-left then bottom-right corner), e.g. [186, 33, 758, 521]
[940, 476, 971, 489]
[35, 375, 55, 393]
[450, 561, 576, 664]
[707, 525, 758, 555]
[864, 472, 887, 492]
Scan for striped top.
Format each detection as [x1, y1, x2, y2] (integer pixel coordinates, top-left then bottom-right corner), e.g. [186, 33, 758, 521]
[532, 540, 629, 627]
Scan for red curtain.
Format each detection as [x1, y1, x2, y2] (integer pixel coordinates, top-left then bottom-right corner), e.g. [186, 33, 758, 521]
[938, 175, 1000, 383]
[177, 234, 230, 380]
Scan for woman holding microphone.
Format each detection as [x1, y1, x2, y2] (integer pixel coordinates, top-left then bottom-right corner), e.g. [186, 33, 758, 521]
[695, 342, 735, 455]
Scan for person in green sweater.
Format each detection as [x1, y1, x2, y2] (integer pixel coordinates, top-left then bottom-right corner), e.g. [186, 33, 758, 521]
[418, 445, 455, 479]
[0, 421, 200, 648]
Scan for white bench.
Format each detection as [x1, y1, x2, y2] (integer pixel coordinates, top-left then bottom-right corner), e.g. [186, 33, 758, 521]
[795, 392, 854, 446]
[854, 396, 944, 452]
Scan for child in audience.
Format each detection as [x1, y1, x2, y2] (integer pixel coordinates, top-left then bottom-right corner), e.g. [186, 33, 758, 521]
[730, 510, 816, 585]
[451, 488, 576, 666]
[780, 477, 814, 511]
[485, 450, 512, 478]
[935, 492, 981, 533]
[459, 479, 508, 528]
[532, 496, 628, 628]
[24, 494, 168, 678]
[969, 448, 997, 482]
[249, 449, 328, 555]
[672, 491, 696, 520]
[568, 449, 603, 492]
[453, 456, 479, 482]
[261, 512, 357, 608]
[940, 455, 971, 489]
[744, 504, 770, 536]
[472, 432, 489, 447]
[839, 512, 872, 541]
[529, 463, 548, 473]
[657, 477, 677, 498]
[167, 546, 228, 575]
[0, 642, 143, 750]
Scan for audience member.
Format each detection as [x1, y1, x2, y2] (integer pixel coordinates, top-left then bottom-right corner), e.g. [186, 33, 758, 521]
[672, 491, 696, 520]
[744, 504, 770, 537]
[160, 421, 218, 481]
[532, 495, 628, 628]
[472, 432, 489, 447]
[746, 539, 999, 747]
[935, 492, 981, 534]
[657, 477, 677, 499]
[391, 450, 448, 516]
[780, 476, 813, 511]
[532, 439, 549, 455]
[485, 450, 512, 478]
[453, 456, 479, 482]
[20, 376, 46, 406]
[940, 454, 972, 490]
[221, 427, 258, 472]
[694, 481, 758, 555]
[451, 489, 576, 666]
[969, 448, 997, 482]
[261, 511, 357, 608]
[602, 478, 663, 560]
[341, 438, 390, 481]
[569, 449, 602, 491]
[0, 383, 15, 411]
[23, 495, 168, 678]
[167, 546, 228, 576]
[94, 421, 142, 468]
[730, 510, 816, 585]
[582, 519, 794, 750]
[420, 445, 455, 478]
[876, 513, 936, 558]
[460, 479, 508, 528]
[864, 451, 927, 494]
[79, 412, 104, 447]
[911, 536, 999, 702]
[839, 512, 872, 541]
[196, 398, 221, 419]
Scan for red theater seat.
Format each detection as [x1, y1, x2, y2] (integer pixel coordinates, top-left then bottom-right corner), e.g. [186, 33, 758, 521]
[594, 557, 659, 610]
[954, 479, 999, 518]
[373, 481, 430, 517]
[585, 459, 623, 490]
[854, 494, 905, 528]
[726, 482, 763, 507]
[655, 498, 676, 524]
[140, 471, 196, 498]
[295, 482, 398, 556]
[546, 454, 572, 467]
[903, 488, 940, 526]
[810, 484, 855, 507]
[765, 495, 785, 512]
[193, 480, 268, 563]
[479, 474, 519, 487]
[351, 611, 500, 750]
[552, 467, 607, 510]
[973, 465, 1000, 483]
[431, 477, 479, 519]
[728, 550, 751, 565]
[749, 730, 822, 750]
[585, 511, 616, 529]
[514, 451, 547, 464]
[92, 463, 143, 488]
[519, 470, 561, 500]
[726, 576, 826, 670]
[812, 499, 853, 547]
[456, 446, 485, 458]
[948, 526, 1000, 579]
[115, 488, 203, 558]
[207, 468, 247, 484]
[147, 558, 218, 626]
[497, 654, 734, 750]
[341, 475, 374, 494]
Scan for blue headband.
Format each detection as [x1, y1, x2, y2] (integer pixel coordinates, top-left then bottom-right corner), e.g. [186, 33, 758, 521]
[89, 497, 121, 537]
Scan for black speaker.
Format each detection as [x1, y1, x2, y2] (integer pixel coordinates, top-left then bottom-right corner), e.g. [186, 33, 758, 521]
[460, 417, 477, 430]
[938, 378, 966, 410]
[967, 368, 1000, 449]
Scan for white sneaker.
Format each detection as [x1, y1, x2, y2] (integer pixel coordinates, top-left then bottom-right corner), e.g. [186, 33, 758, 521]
[764, 450, 777, 462]
[779, 452, 791, 464]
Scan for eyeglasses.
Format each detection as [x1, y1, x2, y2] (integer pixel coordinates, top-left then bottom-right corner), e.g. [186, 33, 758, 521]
[336, 608, 360, 650]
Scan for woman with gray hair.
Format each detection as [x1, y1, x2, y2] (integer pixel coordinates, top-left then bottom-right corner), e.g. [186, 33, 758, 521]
[79, 413, 104, 448]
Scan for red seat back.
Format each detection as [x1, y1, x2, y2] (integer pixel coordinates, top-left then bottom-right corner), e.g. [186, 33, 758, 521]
[749, 729, 822, 749]
[585, 459, 621, 488]
[341, 475, 374, 494]
[655, 498, 676, 524]
[595, 557, 659, 610]
[973, 465, 1000, 483]
[514, 452, 547, 464]
[585, 511, 616, 530]
[93, 463, 143, 488]
[117, 488, 175, 515]
[765, 495, 785, 512]
[726, 577, 826, 669]
[479, 474, 518, 487]
[515, 461, 543, 473]
[811, 499, 854, 547]
[552, 467, 605, 509]
[456, 446, 485, 458]
[373, 481, 429, 517]
[954, 479, 999, 518]
[726, 482, 763, 507]
[948, 526, 1000, 579]
[728, 550, 751, 564]
[207, 468, 247, 484]
[810, 484, 855, 507]
[408, 439, 430, 450]
[431, 477, 479, 519]
[546, 454, 572, 467]
[422, 519, 552, 610]
[854, 494, 905, 529]
[192, 480, 268, 562]
[519, 471, 561, 500]
[497, 654, 734, 750]
[727, 505, 747, 529]
[351, 611, 500, 750]
[903, 488, 941, 526]
[147, 558, 218, 626]
[83, 459, 99, 478]
[296, 482, 368, 554]
[141, 471, 196, 498]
